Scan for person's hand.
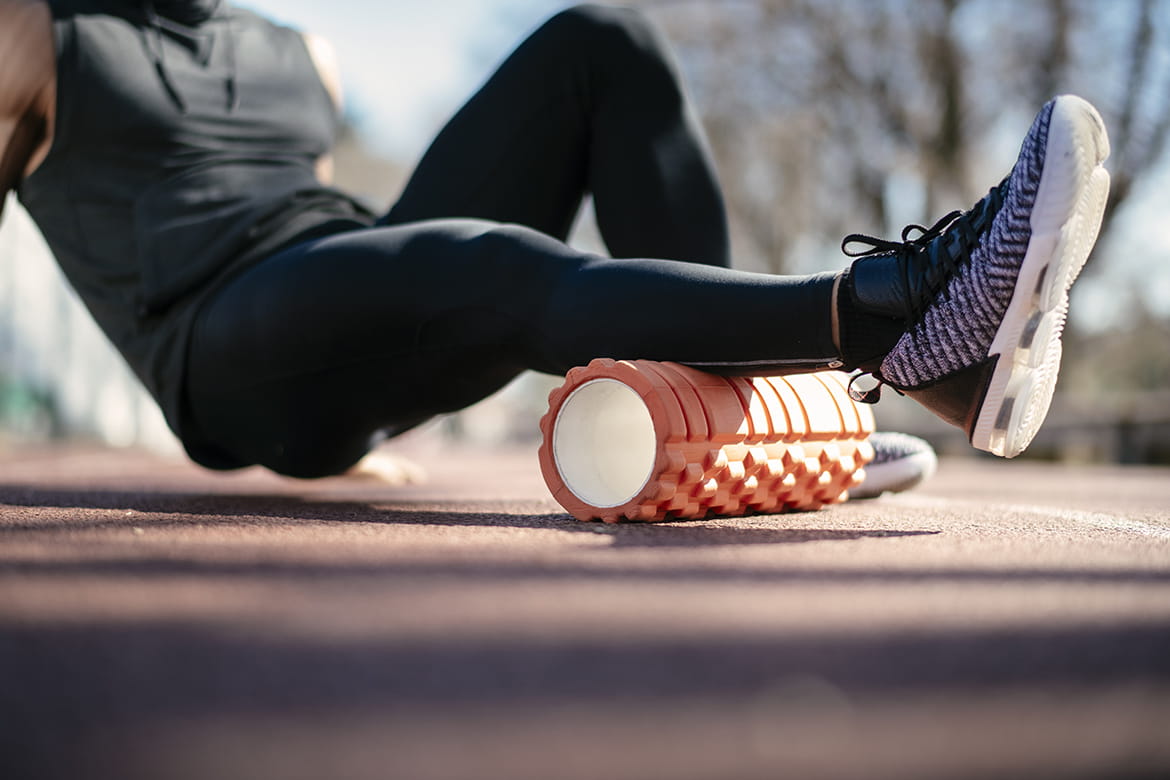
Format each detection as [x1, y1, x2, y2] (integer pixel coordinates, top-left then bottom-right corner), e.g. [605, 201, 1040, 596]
[343, 449, 429, 486]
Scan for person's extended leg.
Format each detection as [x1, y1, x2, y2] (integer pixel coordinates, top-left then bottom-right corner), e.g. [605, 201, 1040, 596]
[191, 94, 1109, 474]
[384, 4, 730, 267]
[186, 220, 835, 478]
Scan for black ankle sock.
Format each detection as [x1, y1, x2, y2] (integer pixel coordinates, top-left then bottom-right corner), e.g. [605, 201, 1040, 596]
[837, 267, 908, 372]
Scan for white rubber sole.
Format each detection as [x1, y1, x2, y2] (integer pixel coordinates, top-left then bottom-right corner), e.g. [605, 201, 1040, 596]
[970, 95, 1111, 458]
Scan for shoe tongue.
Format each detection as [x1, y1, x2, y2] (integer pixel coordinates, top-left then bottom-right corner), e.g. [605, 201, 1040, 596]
[846, 181, 1007, 324]
[848, 251, 914, 320]
[837, 267, 908, 371]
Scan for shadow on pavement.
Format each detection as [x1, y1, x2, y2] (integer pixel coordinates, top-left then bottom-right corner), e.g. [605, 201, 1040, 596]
[0, 482, 941, 548]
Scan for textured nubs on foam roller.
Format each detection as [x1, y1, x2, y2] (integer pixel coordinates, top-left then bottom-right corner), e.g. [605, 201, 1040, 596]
[539, 359, 876, 522]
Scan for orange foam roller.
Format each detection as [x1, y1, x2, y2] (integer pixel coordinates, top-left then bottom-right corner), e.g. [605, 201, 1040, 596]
[538, 359, 875, 523]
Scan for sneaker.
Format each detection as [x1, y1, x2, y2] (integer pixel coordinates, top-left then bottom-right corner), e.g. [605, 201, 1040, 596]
[839, 95, 1110, 457]
[850, 432, 938, 499]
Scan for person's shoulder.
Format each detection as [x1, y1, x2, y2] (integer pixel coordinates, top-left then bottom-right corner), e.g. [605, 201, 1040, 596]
[0, 0, 55, 206]
[0, 1, 54, 113]
[0, 0, 49, 30]
[1, 0, 48, 12]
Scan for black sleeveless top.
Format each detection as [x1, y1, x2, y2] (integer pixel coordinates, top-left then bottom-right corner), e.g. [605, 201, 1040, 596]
[18, 0, 375, 466]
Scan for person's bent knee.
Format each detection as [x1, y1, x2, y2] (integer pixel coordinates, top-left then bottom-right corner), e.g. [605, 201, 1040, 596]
[543, 4, 674, 72]
[552, 4, 653, 38]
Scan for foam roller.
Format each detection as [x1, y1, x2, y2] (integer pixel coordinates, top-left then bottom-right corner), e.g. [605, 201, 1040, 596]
[538, 359, 875, 523]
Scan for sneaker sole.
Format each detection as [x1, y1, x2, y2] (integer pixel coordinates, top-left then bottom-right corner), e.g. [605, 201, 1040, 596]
[970, 95, 1110, 458]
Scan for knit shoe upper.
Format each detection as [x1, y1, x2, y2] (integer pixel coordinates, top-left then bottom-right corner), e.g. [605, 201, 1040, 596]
[850, 431, 938, 499]
[845, 95, 1110, 457]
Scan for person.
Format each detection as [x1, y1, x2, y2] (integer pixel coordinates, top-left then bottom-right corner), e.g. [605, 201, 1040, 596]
[0, 0, 1109, 480]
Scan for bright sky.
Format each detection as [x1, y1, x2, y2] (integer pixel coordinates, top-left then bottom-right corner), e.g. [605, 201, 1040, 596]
[240, 0, 566, 161]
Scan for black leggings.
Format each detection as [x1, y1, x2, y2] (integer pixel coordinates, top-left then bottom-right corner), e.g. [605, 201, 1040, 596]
[186, 4, 840, 478]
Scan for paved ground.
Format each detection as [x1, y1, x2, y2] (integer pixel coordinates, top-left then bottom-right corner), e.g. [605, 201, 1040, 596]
[1, 440, 1168, 779]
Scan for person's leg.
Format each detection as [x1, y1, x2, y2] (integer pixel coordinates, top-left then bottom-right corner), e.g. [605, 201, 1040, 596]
[186, 219, 836, 478]
[182, 4, 771, 479]
[187, 95, 1109, 476]
[384, 4, 730, 268]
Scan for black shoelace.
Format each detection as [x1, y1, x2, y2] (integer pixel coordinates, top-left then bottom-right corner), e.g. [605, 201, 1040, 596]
[839, 178, 1009, 404]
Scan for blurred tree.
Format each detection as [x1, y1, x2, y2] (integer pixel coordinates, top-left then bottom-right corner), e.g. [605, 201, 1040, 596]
[629, 0, 1170, 460]
[639, 0, 1170, 274]
[1065, 293, 1170, 396]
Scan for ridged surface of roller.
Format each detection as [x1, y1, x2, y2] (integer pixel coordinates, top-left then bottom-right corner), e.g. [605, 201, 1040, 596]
[539, 359, 875, 523]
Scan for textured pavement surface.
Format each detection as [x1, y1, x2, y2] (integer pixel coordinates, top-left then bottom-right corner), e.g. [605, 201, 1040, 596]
[1, 441, 1168, 779]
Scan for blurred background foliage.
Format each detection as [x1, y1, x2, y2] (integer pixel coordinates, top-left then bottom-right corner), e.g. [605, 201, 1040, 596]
[646, 0, 1170, 273]
[632, 0, 1170, 462]
[1, 0, 1168, 461]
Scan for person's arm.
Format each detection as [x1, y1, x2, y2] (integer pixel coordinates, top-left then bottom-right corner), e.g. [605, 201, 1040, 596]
[0, 0, 55, 222]
[302, 32, 343, 187]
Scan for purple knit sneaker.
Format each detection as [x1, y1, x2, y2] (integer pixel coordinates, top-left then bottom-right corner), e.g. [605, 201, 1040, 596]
[841, 96, 1110, 457]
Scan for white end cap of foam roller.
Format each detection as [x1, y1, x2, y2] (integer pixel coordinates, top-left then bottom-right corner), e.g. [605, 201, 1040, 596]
[551, 379, 657, 508]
